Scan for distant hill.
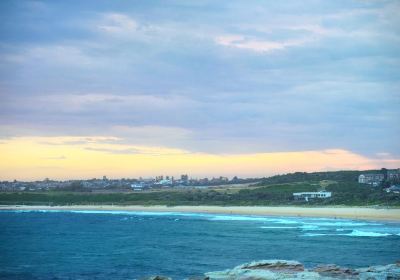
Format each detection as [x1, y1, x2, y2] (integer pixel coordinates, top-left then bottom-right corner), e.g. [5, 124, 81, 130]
[257, 169, 389, 185]
[0, 168, 399, 207]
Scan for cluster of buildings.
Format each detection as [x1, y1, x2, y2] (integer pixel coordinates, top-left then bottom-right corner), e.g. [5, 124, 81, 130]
[358, 169, 400, 187]
[131, 175, 231, 191]
[293, 169, 400, 202]
[0, 175, 253, 192]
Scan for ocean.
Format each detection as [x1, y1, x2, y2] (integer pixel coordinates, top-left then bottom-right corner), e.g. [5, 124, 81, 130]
[0, 210, 399, 279]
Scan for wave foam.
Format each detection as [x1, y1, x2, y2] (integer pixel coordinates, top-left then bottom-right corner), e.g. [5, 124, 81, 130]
[302, 233, 332, 237]
[301, 221, 379, 227]
[344, 230, 391, 237]
[209, 215, 269, 222]
[303, 230, 393, 237]
[261, 226, 297, 229]
[299, 225, 322, 231]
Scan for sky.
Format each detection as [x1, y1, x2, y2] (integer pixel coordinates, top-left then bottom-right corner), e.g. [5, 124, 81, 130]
[0, 0, 399, 181]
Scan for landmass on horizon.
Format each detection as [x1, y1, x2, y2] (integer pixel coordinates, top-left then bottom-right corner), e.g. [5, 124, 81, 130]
[1, 168, 399, 208]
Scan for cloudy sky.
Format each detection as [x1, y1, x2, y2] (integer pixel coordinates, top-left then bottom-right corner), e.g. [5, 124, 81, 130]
[0, 0, 399, 180]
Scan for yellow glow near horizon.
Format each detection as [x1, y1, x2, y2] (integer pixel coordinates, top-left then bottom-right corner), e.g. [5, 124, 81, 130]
[0, 136, 398, 181]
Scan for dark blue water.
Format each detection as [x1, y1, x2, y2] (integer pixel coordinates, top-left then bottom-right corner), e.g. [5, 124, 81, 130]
[1, 210, 399, 279]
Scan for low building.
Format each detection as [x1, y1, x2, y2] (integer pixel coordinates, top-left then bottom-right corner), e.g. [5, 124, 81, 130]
[387, 169, 400, 181]
[293, 191, 332, 202]
[384, 185, 400, 194]
[358, 174, 384, 186]
[154, 179, 173, 186]
[131, 183, 144, 191]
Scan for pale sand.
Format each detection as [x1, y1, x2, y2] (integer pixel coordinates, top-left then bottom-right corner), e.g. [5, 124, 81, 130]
[1, 205, 400, 221]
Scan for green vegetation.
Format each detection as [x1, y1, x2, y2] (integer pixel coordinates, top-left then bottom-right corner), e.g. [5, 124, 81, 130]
[1, 170, 398, 206]
[0, 181, 399, 206]
[257, 170, 369, 185]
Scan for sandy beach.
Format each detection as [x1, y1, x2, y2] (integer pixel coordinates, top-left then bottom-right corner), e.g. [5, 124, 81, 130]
[1, 205, 400, 221]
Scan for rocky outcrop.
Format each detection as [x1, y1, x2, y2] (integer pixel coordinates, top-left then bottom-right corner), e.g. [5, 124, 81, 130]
[203, 260, 400, 280]
[142, 276, 172, 280]
[313, 264, 358, 278]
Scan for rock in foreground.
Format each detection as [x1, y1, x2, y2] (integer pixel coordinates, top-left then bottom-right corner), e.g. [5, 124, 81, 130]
[204, 259, 400, 280]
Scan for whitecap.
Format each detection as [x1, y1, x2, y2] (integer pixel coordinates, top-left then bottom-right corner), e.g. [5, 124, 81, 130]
[343, 230, 391, 237]
[209, 215, 269, 222]
[302, 233, 331, 237]
[269, 219, 300, 225]
[301, 221, 380, 227]
[260, 226, 297, 229]
[299, 225, 322, 231]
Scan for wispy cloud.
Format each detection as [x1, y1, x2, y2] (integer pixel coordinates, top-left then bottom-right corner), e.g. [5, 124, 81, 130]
[1, 44, 103, 68]
[40, 155, 67, 160]
[215, 34, 307, 52]
[97, 13, 138, 35]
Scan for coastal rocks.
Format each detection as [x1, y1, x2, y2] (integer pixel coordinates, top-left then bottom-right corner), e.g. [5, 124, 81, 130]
[204, 260, 400, 280]
[241, 260, 305, 272]
[313, 264, 358, 278]
[355, 263, 400, 280]
[205, 260, 319, 280]
[142, 276, 172, 280]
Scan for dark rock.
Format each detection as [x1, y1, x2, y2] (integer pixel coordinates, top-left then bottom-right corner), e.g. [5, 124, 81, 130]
[142, 276, 171, 280]
[313, 264, 359, 278]
[242, 260, 304, 272]
[205, 260, 400, 280]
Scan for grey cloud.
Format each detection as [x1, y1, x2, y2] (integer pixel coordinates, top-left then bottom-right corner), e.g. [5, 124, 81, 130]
[0, 0, 399, 158]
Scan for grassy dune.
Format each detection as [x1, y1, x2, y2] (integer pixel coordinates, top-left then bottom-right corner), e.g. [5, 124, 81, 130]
[0, 181, 399, 207]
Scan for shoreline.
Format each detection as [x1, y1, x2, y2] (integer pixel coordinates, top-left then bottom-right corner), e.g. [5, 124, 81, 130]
[1, 205, 400, 221]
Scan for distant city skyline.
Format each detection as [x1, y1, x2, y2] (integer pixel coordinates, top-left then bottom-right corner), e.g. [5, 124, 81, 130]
[0, 1, 399, 180]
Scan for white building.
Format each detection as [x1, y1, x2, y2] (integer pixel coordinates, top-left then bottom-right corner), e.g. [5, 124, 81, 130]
[358, 174, 384, 186]
[154, 179, 173, 186]
[131, 183, 144, 191]
[293, 191, 332, 202]
[385, 185, 400, 194]
[387, 169, 400, 181]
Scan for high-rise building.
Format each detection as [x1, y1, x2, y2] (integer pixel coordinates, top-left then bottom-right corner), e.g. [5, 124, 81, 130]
[181, 174, 188, 181]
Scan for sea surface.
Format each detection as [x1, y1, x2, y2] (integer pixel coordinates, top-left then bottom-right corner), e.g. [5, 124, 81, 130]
[0, 210, 400, 279]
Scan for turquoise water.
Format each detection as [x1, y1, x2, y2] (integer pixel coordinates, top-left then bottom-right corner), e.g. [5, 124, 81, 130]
[0, 210, 399, 279]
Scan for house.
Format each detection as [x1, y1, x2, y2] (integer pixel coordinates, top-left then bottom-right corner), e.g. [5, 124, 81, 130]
[293, 191, 332, 202]
[384, 185, 400, 194]
[358, 174, 384, 186]
[387, 169, 400, 181]
[131, 183, 144, 191]
[154, 179, 173, 186]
